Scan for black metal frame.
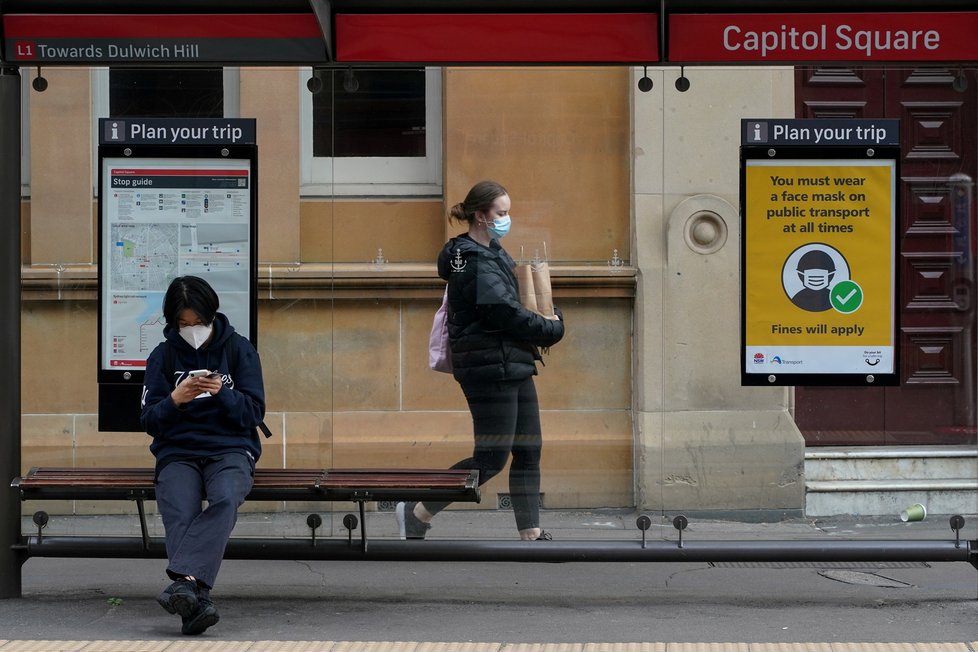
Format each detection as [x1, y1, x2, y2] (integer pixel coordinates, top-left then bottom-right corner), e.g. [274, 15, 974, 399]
[15, 511, 978, 571]
[0, 66, 23, 600]
[3, 0, 977, 13]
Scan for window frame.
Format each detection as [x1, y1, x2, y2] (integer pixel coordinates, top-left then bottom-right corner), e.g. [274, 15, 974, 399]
[299, 67, 443, 197]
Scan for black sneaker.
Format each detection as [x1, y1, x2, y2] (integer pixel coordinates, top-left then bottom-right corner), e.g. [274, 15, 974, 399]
[181, 596, 220, 636]
[395, 502, 432, 540]
[157, 578, 198, 617]
[534, 530, 553, 541]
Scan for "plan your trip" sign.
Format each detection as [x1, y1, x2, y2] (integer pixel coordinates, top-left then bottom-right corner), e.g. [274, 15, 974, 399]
[740, 119, 899, 386]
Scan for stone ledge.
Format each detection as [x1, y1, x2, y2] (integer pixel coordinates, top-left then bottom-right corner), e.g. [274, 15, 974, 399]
[807, 479, 978, 492]
[20, 263, 637, 301]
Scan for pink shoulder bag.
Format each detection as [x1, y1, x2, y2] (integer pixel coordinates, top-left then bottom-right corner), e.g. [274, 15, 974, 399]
[428, 287, 452, 373]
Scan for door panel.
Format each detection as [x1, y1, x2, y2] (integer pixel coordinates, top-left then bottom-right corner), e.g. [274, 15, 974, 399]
[794, 386, 885, 445]
[794, 66, 977, 446]
[795, 66, 885, 118]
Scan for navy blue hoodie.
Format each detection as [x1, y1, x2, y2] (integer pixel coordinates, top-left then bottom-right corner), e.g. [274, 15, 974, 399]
[140, 312, 265, 472]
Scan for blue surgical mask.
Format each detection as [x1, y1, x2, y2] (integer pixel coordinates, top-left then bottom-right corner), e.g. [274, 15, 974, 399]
[485, 215, 511, 239]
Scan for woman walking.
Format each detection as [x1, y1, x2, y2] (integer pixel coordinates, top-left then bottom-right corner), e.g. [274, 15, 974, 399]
[397, 180, 565, 541]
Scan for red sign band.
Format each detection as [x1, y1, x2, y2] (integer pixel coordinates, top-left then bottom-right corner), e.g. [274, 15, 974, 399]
[335, 13, 659, 64]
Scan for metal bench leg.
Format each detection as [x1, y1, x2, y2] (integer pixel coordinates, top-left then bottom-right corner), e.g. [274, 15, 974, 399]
[136, 499, 150, 552]
[32, 511, 48, 544]
[357, 500, 368, 554]
[307, 514, 323, 546]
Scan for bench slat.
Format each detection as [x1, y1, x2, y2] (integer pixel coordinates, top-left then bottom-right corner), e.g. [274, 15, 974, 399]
[13, 466, 480, 503]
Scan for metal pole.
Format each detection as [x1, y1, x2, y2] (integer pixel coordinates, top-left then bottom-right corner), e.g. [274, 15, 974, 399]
[949, 171, 978, 596]
[18, 536, 978, 567]
[950, 174, 975, 427]
[0, 65, 24, 599]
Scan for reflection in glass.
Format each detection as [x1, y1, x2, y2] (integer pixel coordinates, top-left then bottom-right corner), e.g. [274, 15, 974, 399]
[109, 68, 224, 117]
[794, 67, 977, 447]
[311, 68, 426, 158]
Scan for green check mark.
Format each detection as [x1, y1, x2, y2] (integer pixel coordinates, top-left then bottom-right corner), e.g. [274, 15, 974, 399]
[830, 280, 863, 314]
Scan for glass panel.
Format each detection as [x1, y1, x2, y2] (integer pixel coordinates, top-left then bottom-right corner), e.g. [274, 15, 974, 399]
[312, 68, 426, 157]
[300, 67, 442, 198]
[654, 63, 976, 545]
[13, 62, 976, 560]
[319, 66, 634, 538]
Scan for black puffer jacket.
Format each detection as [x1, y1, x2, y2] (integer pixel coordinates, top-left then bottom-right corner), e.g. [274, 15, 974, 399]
[437, 234, 565, 384]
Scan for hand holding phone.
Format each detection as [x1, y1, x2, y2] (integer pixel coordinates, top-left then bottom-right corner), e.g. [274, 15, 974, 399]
[173, 369, 216, 405]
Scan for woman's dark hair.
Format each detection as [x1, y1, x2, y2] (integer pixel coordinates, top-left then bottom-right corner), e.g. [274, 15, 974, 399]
[449, 180, 508, 225]
[162, 275, 219, 328]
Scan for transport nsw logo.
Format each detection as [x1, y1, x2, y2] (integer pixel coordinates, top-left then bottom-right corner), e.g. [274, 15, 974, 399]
[14, 41, 37, 59]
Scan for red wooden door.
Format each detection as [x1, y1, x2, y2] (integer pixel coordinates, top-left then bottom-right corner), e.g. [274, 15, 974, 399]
[794, 67, 978, 445]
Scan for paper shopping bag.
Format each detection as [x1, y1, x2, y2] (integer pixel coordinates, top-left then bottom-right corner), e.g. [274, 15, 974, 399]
[514, 263, 539, 314]
[530, 261, 555, 318]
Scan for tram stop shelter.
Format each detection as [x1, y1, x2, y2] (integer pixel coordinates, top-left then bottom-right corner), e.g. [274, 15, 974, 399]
[2, 0, 977, 599]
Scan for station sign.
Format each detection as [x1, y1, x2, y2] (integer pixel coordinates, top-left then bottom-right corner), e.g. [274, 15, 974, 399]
[100, 118, 256, 147]
[6, 8, 978, 65]
[3, 14, 325, 64]
[740, 119, 900, 386]
[670, 12, 978, 63]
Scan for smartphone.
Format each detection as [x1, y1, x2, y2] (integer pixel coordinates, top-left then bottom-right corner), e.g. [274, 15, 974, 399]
[188, 369, 218, 379]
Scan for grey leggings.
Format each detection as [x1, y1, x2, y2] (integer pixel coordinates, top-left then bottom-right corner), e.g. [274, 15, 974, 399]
[422, 376, 542, 530]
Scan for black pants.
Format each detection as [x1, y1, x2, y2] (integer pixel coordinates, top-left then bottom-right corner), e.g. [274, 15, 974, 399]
[423, 376, 542, 531]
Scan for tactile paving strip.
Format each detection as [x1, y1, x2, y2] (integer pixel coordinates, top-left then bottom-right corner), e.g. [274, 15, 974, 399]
[0, 642, 971, 652]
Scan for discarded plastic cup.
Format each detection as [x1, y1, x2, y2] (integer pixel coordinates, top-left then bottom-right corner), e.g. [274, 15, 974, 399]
[900, 503, 927, 522]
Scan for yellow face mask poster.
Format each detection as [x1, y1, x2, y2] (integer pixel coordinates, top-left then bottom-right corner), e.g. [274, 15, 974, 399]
[743, 158, 896, 381]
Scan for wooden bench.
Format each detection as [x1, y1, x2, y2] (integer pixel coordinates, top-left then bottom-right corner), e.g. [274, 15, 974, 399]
[13, 466, 480, 553]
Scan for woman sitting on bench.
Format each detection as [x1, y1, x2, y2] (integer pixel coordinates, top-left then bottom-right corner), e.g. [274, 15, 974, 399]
[140, 275, 267, 636]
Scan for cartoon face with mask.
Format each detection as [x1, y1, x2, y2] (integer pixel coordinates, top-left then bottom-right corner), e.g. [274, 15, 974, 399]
[796, 250, 836, 290]
[790, 249, 838, 312]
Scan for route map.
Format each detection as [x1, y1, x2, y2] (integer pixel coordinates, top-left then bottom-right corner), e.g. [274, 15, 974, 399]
[101, 158, 252, 370]
[110, 223, 180, 291]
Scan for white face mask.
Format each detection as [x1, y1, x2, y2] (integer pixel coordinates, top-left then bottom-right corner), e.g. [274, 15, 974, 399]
[179, 324, 213, 349]
[799, 269, 834, 290]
